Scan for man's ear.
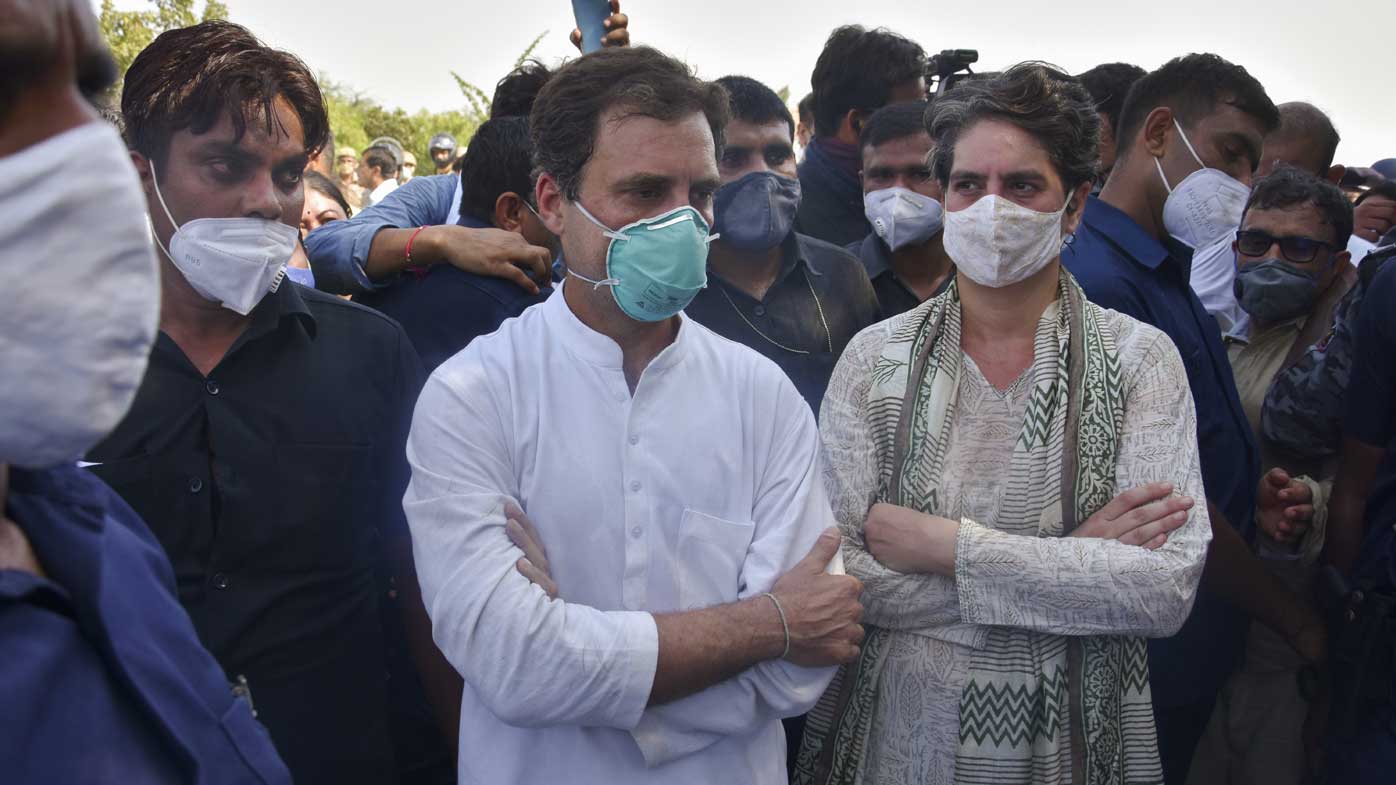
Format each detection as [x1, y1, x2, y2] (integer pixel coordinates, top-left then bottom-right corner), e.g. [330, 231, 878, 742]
[838, 109, 867, 146]
[1141, 106, 1175, 161]
[130, 149, 152, 186]
[1326, 164, 1346, 186]
[495, 192, 526, 232]
[535, 172, 567, 235]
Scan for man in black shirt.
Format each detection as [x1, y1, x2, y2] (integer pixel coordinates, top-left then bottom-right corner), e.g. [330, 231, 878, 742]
[684, 76, 880, 415]
[851, 100, 954, 319]
[356, 116, 554, 373]
[85, 21, 451, 785]
[794, 26, 926, 247]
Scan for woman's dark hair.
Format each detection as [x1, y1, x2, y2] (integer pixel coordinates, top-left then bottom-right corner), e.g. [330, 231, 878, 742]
[122, 20, 328, 166]
[530, 46, 730, 201]
[810, 25, 926, 138]
[459, 116, 534, 224]
[491, 59, 554, 118]
[928, 62, 1100, 205]
[302, 170, 352, 219]
[1114, 53, 1278, 156]
[715, 75, 794, 141]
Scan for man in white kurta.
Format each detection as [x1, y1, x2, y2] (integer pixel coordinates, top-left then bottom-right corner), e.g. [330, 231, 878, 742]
[401, 45, 856, 785]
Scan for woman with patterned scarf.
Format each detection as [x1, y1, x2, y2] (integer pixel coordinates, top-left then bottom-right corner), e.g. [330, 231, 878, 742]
[795, 64, 1212, 785]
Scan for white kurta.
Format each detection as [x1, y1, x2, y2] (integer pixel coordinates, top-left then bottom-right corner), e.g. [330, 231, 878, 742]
[819, 303, 1212, 784]
[403, 286, 839, 785]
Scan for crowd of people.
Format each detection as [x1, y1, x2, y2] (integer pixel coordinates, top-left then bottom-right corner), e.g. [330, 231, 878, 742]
[4, 1, 1396, 784]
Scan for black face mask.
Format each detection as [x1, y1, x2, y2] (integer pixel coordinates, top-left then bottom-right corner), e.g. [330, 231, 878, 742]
[712, 171, 802, 252]
[1233, 257, 1321, 323]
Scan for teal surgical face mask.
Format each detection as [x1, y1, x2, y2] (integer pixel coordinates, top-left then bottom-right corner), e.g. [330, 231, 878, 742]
[567, 200, 715, 322]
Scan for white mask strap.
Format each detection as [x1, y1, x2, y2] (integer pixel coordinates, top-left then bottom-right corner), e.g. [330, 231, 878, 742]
[1154, 156, 1175, 195]
[146, 159, 182, 263]
[566, 268, 620, 290]
[572, 199, 628, 242]
[1171, 117, 1207, 169]
[147, 159, 182, 232]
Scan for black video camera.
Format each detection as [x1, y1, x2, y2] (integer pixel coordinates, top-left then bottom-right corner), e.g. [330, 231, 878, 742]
[927, 49, 978, 97]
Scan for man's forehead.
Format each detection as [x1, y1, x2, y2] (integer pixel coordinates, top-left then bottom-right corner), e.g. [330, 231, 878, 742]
[725, 118, 792, 145]
[592, 110, 716, 176]
[181, 98, 306, 157]
[865, 133, 933, 163]
[1243, 203, 1327, 235]
[1200, 101, 1267, 142]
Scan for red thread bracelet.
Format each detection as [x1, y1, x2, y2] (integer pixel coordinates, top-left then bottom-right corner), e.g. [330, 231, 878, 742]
[405, 226, 428, 268]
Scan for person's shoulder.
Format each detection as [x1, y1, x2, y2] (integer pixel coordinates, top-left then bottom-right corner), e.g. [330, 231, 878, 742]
[299, 284, 408, 340]
[432, 267, 552, 311]
[428, 294, 550, 380]
[842, 299, 928, 368]
[1091, 302, 1184, 384]
[681, 316, 788, 380]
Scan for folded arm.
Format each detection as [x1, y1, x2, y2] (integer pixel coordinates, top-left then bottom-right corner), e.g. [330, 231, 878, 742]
[405, 370, 660, 730]
[406, 366, 854, 754]
[953, 330, 1211, 637]
[818, 323, 964, 635]
[631, 379, 844, 765]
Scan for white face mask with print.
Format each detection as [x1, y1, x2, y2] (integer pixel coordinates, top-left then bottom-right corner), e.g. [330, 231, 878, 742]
[149, 161, 296, 315]
[942, 194, 1070, 288]
[0, 122, 161, 468]
[864, 187, 945, 251]
[1155, 118, 1249, 250]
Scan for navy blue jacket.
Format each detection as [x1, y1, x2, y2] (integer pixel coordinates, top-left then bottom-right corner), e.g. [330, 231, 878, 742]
[0, 464, 290, 784]
[1065, 196, 1259, 710]
[354, 212, 552, 373]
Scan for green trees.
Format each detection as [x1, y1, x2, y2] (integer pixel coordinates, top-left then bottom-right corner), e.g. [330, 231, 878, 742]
[95, 0, 547, 162]
[98, 0, 228, 97]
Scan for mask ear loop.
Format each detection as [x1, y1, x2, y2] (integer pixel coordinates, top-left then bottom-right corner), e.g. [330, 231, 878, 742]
[566, 199, 623, 289]
[146, 159, 182, 263]
[1171, 117, 1207, 169]
[1155, 116, 1210, 194]
[572, 199, 630, 243]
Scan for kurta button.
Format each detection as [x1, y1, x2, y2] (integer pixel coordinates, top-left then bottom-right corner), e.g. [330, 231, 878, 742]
[753, 305, 766, 317]
[205, 380, 220, 395]
[631, 526, 642, 539]
[630, 480, 641, 492]
[628, 435, 639, 446]
[212, 573, 230, 590]
[188, 477, 203, 493]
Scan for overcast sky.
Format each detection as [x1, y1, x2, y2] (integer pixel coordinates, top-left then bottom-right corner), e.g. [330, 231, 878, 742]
[105, 0, 1394, 167]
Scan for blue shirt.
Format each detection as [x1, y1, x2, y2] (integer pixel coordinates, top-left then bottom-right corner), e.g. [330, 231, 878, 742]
[1, 464, 291, 784]
[354, 212, 552, 373]
[305, 174, 459, 295]
[1065, 196, 1259, 708]
[1345, 259, 1396, 588]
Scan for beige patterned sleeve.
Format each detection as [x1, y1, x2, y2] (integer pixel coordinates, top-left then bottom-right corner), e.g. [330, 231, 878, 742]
[819, 321, 964, 635]
[954, 321, 1213, 638]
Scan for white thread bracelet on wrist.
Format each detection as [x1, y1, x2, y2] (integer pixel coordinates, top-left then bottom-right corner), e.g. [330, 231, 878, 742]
[762, 592, 791, 659]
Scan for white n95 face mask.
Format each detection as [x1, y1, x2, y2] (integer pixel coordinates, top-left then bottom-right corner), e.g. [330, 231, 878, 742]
[0, 122, 161, 468]
[864, 187, 945, 251]
[942, 194, 1070, 288]
[149, 161, 296, 315]
[1156, 118, 1249, 250]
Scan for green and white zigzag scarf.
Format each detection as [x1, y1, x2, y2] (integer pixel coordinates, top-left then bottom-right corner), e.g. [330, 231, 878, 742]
[795, 271, 1161, 785]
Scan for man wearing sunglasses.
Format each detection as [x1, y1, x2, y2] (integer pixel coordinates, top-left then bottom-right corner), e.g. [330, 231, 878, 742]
[1191, 166, 1355, 785]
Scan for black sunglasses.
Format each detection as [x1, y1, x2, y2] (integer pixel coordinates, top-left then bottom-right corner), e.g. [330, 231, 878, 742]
[1235, 229, 1336, 265]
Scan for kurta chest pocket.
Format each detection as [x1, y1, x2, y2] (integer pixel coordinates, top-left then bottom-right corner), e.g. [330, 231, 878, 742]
[675, 509, 756, 610]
